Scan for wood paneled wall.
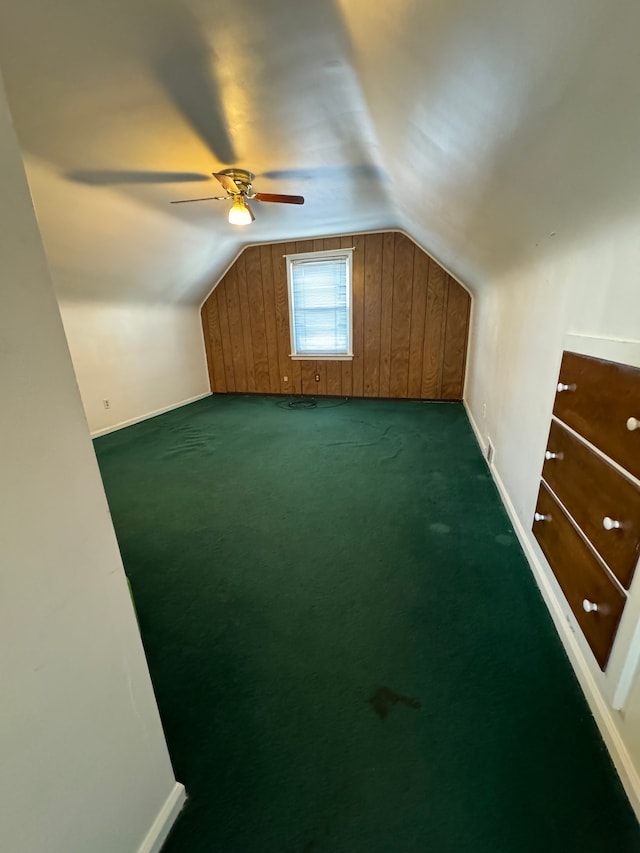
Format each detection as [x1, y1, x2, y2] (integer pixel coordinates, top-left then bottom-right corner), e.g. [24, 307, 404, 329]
[201, 232, 471, 400]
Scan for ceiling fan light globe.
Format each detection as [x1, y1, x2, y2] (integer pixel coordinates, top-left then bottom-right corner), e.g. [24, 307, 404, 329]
[228, 196, 252, 226]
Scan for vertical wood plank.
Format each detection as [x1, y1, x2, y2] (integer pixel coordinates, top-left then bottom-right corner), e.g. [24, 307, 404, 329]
[389, 233, 414, 397]
[363, 232, 383, 397]
[236, 252, 256, 392]
[350, 234, 365, 396]
[216, 282, 236, 391]
[421, 260, 447, 398]
[296, 240, 315, 254]
[325, 361, 342, 396]
[313, 239, 325, 252]
[407, 248, 428, 398]
[205, 290, 227, 392]
[245, 246, 270, 392]
[282, 241, 301, 395]
[300, 359, 317, 397]
[340, 235, 354, 397]
[441, 279, 471, 399]
[200, 301, 214, 391]
[340, 358, 353, 398]
[316, 363, 327, 396]
[225, 264, 247, 390]
[272, 244, 292, 395]
[260, 245, 280, 393]
[378, 232, 395, 397]
[436, 278, 450, 396]
[323, 237, 342, 251]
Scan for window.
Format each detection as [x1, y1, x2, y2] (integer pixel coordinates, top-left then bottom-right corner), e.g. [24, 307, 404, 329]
[285, 248, 353, 360]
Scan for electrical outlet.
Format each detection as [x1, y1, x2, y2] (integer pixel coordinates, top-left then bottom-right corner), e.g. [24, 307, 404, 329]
[315, 374, 320, 382]
[283, 375, 289, 383]
[103, 399, 111, 410]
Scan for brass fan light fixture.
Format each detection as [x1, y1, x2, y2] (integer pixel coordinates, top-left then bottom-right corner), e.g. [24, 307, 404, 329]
[171, 168, 304, 225]
[228, 193, 252, 225]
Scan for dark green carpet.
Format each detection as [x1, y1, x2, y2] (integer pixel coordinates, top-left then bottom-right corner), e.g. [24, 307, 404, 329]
[94, 396, 640, 853]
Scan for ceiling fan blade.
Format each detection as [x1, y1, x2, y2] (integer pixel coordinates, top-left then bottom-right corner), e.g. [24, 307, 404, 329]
[254, 193, 305, 205]
[67, 170, 211, 185]
[212, 172, 241, 194]
[170, 195, 228, 204]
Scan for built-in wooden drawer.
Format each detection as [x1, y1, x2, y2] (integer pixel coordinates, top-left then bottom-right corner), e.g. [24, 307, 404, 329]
[533, 482, 626, 670]
[542, 420, 640, 589]
[553, 351, 640, 481]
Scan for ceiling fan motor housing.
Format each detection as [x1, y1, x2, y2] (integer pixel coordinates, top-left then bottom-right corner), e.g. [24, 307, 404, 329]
[219, 168, 255, 194]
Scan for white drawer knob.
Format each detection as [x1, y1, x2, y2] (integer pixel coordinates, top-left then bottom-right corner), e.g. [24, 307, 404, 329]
[603, 516, 622, 531]
[583, 599, 599, 613]
[545, 451, 563, 461]
[534, 512, 550, 522]
[557, 382, 576, 393]
[627, 417, 640, 432]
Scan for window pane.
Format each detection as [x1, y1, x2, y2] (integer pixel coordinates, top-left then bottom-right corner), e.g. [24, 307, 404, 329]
[290, 256, 350, 355]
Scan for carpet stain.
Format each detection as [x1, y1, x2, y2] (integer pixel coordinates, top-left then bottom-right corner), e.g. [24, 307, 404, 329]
[368, 686, 422, 719]
[429, 522, 451, 534]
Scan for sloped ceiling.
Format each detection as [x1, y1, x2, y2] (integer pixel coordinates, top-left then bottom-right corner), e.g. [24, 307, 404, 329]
[0, 0, 639, 303]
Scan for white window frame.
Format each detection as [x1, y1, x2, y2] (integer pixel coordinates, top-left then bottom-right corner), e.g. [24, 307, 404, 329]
[285, 248, 354, 361]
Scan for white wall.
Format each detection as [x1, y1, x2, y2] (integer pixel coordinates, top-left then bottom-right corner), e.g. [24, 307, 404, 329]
[0, 72, 183, 853]
[58, 299, 210, 435]
[466, 212, 640, 813]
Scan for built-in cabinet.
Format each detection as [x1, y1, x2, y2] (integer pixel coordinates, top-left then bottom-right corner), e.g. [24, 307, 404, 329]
[533, 351, 640, 670]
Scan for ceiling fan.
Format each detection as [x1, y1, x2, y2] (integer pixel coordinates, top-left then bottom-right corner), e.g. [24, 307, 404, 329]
[170, 168, 304, 225]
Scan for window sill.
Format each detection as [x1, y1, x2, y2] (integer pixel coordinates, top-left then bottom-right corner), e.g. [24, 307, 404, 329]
[289, 354, 354, 361]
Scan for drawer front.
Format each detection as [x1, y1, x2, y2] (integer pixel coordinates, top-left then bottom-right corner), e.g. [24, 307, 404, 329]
[553, 351, 640, 480]
[533, 482, 625, 670]
[542, 420, 640, 589]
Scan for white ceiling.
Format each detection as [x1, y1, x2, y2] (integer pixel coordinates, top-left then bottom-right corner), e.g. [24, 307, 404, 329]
[1, 0, 639, 303]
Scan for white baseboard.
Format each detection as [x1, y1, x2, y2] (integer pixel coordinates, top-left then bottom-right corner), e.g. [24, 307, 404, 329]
[91, 393, 211, 438]
[137, 782, 186, 853]
[463, 400, 640, 821]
